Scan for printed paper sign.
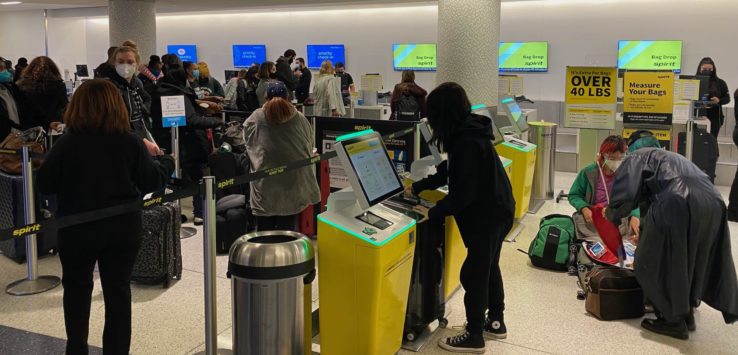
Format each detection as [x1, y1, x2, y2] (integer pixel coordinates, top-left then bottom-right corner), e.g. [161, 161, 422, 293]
[161, 95, 186, 128]
[623, 71, 674, 125]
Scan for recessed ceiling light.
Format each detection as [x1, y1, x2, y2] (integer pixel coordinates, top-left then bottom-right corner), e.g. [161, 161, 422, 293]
[1, 1, 23, 5]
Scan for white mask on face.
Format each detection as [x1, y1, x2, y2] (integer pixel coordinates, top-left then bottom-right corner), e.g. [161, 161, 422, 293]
[604, 159, 622, 172]
[115, 63, 136, 79]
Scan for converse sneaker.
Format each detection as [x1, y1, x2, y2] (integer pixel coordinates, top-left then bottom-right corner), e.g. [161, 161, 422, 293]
[194, 217, 204, 226]
[483, 318, 507, 339]
[438, 330, 485, 354]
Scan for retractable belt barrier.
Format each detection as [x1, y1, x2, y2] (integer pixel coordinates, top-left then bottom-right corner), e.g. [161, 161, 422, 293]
[0, 148, 47, 158]
[0, 126, 416, 242]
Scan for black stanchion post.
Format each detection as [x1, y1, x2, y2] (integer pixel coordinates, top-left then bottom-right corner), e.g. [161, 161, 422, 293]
[202, 176, 217, 354]
[173, 125, 197, 239]
[6, 145, 61, 296]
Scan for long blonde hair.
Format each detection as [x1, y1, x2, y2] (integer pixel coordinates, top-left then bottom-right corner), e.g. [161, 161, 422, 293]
[319, 60, 334, 76]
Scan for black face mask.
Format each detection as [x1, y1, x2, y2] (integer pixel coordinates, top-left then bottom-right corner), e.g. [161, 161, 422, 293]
[700, 69, 715, 77]
[269, 72, 277, 79]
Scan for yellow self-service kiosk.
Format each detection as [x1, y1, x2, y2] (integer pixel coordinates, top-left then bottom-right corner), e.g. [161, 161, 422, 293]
[317, 130, 416, 355]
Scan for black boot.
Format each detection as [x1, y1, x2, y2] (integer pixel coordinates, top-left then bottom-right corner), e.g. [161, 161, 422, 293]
[685, 308, 696, 332]
[641, 318, 689, 340]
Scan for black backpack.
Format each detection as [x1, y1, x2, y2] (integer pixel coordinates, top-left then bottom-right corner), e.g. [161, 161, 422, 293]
[396, 94, 420, 121]
[236, 80, 260, 112]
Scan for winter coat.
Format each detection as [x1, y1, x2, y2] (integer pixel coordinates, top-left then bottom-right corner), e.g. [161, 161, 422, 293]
[312, 75, 345, 117]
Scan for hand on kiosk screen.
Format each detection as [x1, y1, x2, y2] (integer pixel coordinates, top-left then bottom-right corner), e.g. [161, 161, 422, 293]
[345, 137, 402, 204]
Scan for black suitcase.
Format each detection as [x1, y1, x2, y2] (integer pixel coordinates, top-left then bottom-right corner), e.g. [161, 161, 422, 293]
[677, 127, 718, 183]
[132, 202, 182, 288]
[403, 216, 447, 342]
[215, 194, 254, 254]
[0, 170, 57, 263]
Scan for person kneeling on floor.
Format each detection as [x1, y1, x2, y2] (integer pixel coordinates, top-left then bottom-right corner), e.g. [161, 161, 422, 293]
[603, 136, 738, 340]
[568, 135, 639, 265]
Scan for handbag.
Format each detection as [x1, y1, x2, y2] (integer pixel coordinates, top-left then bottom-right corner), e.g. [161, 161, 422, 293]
[0, 126, 46, 175]
[584, 267, 644, 320]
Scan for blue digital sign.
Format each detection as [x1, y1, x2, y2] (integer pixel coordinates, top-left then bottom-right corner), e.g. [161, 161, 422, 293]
[233, 44, 267, 67]
[167, 44, 198, 63]
[307, 44, 345, 70]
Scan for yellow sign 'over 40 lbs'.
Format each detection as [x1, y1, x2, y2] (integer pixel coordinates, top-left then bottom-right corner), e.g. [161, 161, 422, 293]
[564, 66, 618, 129]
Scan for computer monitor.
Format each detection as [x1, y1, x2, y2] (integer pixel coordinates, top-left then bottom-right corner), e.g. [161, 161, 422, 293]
[334, 130, 404, 211]
[471, 104, 505, 145]
[418, 120, 443, 165]
[499, 96, 529, 133]
[75, 65, 89, 78]
[679, 75, 710, 101]
[224, 70, 239, 82]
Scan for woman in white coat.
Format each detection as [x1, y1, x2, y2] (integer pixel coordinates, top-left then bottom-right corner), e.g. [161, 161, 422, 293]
[312, 60, 346, 117]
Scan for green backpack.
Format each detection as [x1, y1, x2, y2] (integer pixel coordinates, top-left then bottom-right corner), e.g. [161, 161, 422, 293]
[528, 214, 575, 271]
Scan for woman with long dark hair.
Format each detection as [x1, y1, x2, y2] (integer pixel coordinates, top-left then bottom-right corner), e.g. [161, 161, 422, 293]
[406, 82, 515, 353]
[37, 79, 174, 354]
[695, 57, 730, 138]
[14, 56, 68, 131]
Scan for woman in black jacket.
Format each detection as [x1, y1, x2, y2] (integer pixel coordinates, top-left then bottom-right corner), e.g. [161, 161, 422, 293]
[37, 79, 174, 354]
[14, 56, 68, 131]
[696, 57, 730, 138]
[150, 63, 223, 223]
[407, 82, 515, 353]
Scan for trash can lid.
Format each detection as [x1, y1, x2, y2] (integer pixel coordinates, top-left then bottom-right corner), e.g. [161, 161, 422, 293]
[529, 121, 558, 127]
[228, 231, 315, 280]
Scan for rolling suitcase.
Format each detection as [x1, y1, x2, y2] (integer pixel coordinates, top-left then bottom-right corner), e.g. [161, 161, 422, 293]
[0, 170, 57, 263]
[132, 202, 182, 288]
[677, 127, 718, 182]
[215, 194, 253, 254]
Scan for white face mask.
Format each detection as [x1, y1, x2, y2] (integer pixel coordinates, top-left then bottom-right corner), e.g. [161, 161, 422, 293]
[115, 63, 136, 79]
[604, 159, 622, 172]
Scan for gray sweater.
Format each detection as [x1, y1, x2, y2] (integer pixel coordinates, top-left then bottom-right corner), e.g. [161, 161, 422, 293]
[243, 108, 320, 216]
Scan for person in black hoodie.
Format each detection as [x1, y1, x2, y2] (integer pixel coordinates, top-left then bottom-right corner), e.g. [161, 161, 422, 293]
[696, 57, 730, 138]
[13, 56, 68, 131]
[275, 49, 298, 96]
[150, 61, 223, 223]
[407, 82, 515, 353]
[37, 79, 174, 354]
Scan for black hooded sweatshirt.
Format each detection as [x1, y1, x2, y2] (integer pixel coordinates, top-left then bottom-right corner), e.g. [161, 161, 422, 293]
[698, 67, 730, 124]
[412, 113, 515, 237]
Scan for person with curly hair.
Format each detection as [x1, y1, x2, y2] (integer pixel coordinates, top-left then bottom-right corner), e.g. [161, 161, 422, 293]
[14, 56, 68, 131]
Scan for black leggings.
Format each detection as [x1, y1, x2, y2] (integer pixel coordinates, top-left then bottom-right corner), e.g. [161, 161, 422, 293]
[58, 215, 142, 355]
[459, 217, 513, 335]
[255, 214, 299, 232]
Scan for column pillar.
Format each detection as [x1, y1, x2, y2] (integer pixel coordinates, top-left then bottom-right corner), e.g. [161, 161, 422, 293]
[108, 0, 157, 59]
[437, 0, 500, 108]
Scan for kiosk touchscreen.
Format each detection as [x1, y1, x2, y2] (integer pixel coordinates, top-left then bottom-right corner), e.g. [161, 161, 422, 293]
[318, 130, 416, 355]
[499, 96, 530, 135]
[472, 104, 506, 145]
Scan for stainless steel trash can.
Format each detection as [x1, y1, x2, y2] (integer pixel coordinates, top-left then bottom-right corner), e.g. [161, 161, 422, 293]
[528, 121, 558, 214]
[228, 231, 316, 355]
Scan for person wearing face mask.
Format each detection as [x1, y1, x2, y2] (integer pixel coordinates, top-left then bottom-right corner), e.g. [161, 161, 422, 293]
[603, 139, 738, 340]
[137, 55, 163, 97]
[294, 58, 311, 104]
[695, 57, 730, 138]
[0, 60, 13, 83]
[255, 61, 279, 107]
[334, 62, 354, 106]
[98, 42, 157, 145]
[275, 49, 298, 96]
[195, 61, 225, 98]
[568, 136, 640, 261]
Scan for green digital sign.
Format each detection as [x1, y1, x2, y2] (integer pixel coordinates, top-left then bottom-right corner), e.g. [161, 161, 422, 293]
[499, 42, 548, 72]
[618, 40, 682, 73]
[393, 44, 437, 71]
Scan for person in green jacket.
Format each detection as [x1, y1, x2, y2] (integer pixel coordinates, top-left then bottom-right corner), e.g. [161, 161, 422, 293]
[569, 135, 640, 243]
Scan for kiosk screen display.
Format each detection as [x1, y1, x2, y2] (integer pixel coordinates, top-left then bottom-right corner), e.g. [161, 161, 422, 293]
[418, 121, 443, 164]
[393, 44, 437, 71]
[342, 133, 403, 207]
[471, 105, 505, 145]
[618, 40, 682, 73]
[307, 44, 345, 70]
[498, 42, 548, 72]
[233, 45, 266, 67]
[500, 97, 529, 133]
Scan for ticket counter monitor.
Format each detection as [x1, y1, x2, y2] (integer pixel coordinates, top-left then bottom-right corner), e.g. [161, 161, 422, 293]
[317, 130, 416, 355]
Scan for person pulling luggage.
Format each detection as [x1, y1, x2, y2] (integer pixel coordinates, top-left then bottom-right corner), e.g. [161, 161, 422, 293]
[406, 82, 515, 353]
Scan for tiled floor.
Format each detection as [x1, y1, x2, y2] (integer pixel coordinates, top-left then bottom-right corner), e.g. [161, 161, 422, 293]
[1, 172, 737, 354]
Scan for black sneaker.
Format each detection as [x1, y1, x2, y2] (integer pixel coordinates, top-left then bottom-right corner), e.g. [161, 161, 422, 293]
[483, 318, 507, 339]
[438, 330, 485, 354]
[641, 318, 689, 340]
